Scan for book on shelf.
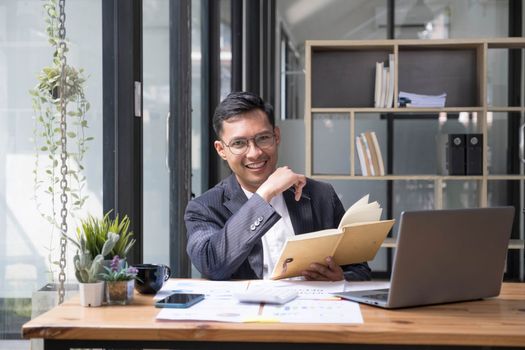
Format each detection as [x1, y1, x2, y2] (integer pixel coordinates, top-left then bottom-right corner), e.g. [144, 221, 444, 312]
[379, 67, 389, 108]
[270, 194, 395, 280]
[385, 54, 395, 108]
[355, 136, 370, 176]
[359, 132, 376, 176]
[373, 55, 395, 108]
[369, 131, 385, 176]
[356, 131, 385, 176]
[363, 132, 380, 176]
[374, 62, 384, 108]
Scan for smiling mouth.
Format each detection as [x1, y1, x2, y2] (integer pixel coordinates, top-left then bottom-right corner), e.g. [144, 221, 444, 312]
[245, 160, 267, 169]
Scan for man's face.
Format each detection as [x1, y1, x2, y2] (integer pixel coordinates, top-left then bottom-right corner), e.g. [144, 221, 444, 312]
[214, 109, 280, 193]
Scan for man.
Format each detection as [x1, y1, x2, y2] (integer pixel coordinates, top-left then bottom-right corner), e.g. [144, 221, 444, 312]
[185, 91, 371, 281]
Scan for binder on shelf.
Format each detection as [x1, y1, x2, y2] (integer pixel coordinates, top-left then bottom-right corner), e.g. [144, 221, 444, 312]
[466, 134, 483, 175]
[447, 134, 466, 175]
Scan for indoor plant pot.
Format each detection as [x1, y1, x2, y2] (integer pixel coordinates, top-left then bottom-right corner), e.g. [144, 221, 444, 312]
[79, 281, 104, 307]
[101, 255, 139, 305]
[106, 280, 135, 305]
[68, 229, 120, 307]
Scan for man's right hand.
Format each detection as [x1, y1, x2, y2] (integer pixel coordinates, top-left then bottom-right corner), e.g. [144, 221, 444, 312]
[256, 166, 306, 202]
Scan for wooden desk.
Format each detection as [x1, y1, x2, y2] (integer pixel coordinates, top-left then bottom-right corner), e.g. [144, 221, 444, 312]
[22, 282, 525, 350]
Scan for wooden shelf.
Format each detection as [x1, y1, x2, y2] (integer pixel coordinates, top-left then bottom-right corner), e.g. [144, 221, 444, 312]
[488, 107, 525, 113]
[487, 175, 525, 180]
[311, 175, 525, 181]
[306, 38, 525, 261]
[311, 107, 484, 113]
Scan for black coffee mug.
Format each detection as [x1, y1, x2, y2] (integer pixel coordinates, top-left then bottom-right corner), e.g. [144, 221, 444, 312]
[133, 264, 171, 294]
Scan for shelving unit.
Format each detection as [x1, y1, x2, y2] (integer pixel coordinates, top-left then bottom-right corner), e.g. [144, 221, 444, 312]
[304, 38, 525, 253]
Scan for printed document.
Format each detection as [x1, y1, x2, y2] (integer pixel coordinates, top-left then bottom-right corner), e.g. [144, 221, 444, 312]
[154, 279, 363, 323]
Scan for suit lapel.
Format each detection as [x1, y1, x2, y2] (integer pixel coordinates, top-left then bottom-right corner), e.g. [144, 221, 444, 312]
[222, 174, 263, 278]
[223, 175, 247, 214]
[284, 188, 314, 235]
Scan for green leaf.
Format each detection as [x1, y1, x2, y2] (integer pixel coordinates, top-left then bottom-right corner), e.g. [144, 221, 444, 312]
[67, 132, 76, 138]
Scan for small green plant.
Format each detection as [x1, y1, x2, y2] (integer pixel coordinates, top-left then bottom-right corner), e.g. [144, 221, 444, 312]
[77, 211, 136, 259]
[30, 0, 93, 280]
[100, 256, 141, 282]
[69, 232, 119, 283]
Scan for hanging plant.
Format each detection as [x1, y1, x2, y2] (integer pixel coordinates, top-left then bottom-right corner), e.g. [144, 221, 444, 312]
[30, 0, 92, 280]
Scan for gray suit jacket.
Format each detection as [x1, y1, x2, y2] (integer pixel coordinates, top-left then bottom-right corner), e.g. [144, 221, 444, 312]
[185, 174, 371, 281]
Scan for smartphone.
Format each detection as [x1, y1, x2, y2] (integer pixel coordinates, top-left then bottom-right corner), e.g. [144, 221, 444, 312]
[154, 293, 205, 308]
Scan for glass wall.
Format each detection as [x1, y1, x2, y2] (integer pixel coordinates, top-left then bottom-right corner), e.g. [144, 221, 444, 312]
[275, 0, 519, 276]
[0, 0, 103, 346]
[143, 0, 170, 266]
[394, 0, 508, 39]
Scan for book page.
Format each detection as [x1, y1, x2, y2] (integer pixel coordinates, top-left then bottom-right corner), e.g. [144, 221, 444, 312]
[338, 195, 382, 229]
[348, 194, 369, 210]
[288, 228, 340, 240]
[339, 205, 382, 227]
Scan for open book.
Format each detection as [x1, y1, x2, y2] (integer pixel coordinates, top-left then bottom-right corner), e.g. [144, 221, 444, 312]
[270, 195, 395, 280]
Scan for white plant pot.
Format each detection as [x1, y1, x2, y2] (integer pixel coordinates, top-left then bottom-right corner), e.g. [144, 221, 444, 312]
[79, 281, 104, 307]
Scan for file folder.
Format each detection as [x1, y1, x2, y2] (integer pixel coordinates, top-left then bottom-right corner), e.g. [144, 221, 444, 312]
[466, 134, 483, 175]
[447, 134, 466, 175]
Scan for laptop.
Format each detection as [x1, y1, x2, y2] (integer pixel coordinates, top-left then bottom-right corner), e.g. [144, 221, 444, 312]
[335, 207, 515, 309]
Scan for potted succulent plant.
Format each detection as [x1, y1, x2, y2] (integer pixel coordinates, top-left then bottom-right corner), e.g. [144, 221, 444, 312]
[69, 231, 119, 307]
[77, 211, 136, 261]
[100, 256, 140, 305]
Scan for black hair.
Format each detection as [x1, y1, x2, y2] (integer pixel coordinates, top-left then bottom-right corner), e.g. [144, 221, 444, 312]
[212, 91, 274, 137]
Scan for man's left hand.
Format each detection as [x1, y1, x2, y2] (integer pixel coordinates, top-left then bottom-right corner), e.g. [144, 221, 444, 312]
[301, 256, 344, 281]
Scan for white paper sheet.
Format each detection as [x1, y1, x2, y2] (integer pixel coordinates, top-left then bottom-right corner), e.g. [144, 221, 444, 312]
[247, 279, 345, 300]
[153, 280, 387, 324]
[262, 299, 363, 323]
[155, 279, 249, 300]
[156, 298, 260, 323]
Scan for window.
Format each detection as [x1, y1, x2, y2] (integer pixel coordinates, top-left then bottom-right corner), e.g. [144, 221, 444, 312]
[0, 0, 103, 345]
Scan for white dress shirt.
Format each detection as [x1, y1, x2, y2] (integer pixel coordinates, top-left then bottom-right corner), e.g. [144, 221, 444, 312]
[242, 188, 296, 279]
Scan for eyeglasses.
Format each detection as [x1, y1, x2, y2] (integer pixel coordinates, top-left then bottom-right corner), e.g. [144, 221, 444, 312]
[222, 132, 276, 155]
